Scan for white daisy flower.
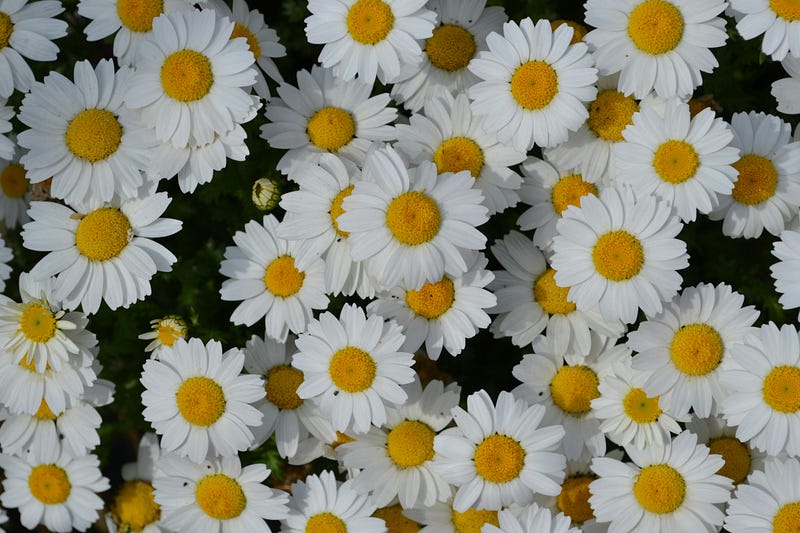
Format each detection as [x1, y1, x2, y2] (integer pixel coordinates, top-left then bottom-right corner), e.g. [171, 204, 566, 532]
[138, 315, 188, 358]
[394, 92, 526, 215]
[589, 431, 732, 532]
[585, 0, 728, 99]
[22, 192, 182, 315]
[772, 54, 800, 114]
[433, 389, 567, 512]
[0, 439, 109, 533]
[305, 0, 436, 85]
[721, 322, 800, 457]
[261, 65, 396, 175]
[154, 454, 288, 532]
[468, 17, 597, 151]
[730, 0, 800, 60]
[483, 504, 580, 533]
[551, 185, 689, 325]
[403, 498, 502, 532]
[0, 235, 11, 291]
[772, 229, 800, 318]
[338, 144, 488, 291]
[0, 98, 13, 159]
[724, 457, 800, 532]
[0, 147, 31, 229]
[140, 337, 265, 463]
[218, 214, 328, 342]
[0, 0, 68, 98]
[292, 303, 416, 434]
[709, 111, 800, 239]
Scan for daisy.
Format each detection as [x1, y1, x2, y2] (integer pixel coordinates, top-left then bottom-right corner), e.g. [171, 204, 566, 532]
[138, 315, 188, 358]
[338, 144, 488, 291]
[772, 229, 800, 317]
[589, 431, 732, 532]
[391, 0, 507, 112]
[260, 65, 397, 175]
[0, 0, 68, 98]
[394, 91, 526, 215]
[21, 191, 182, 315]
[305, 0, 436, 85]
[686, 414, 767, 486]
[730, 0, 800, 60]
[154, 454, 288, 532]
[629, 282, 760, 418]
[140, 337, 266, 463]
[709, 111, 800, 239]
[721, 322, 800, 457]
[403, 498, 502, 532]
[584, 0, 728, 99]
[292, 303, 416, 434]
[0, 98, 13, 159]
[483, 504, 580, 533]
[724, 457, 800, 532]
[468, 17, 598, 151]
[772, 54, 800, 114]
[614, 98, 740, 222]
[551, 185, 689, 325]
[218, 214, 328, 342]
[433, 389, 567, 512]
[0, 147, 31, 229]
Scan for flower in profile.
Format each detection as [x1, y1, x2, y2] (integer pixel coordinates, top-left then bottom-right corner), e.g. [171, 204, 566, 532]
[138, 315, 187, 358]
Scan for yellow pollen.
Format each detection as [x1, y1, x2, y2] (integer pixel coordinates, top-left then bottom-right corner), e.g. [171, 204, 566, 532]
[176, 376, 226, 426]
[28, 464, 71, 505]
[627, 0, 684, 55]
[771, 0, 800, 21]
[534, 268, 577, 315]
[474, 434, 525, 484]
[386, 420, 436, 468]
[34, 397, 59, 420]
[633, 464, 686, 514]
[669, 323, 724, 376]
[307, 107, 356, 152]
[763, 365, 800, 413]
[265, 364, 304, 410]
[451, 508, 499, 533]
[550, 365, 600, 415]
[331, 185, 355, 238]
[307, 512, 348, 533]
[731, 154, 778, 206]
[373, 504, 421, 532]
[154, 316, 186, 347]
[0, 163, 29, 198]
[405, 277, 455, 320]
[774, 502, 800, 533]
[110, 480, 161, 532]
[385, 191, 441, 246]
[65, 108, 123, 163]
[263, 255, 305, 298]
[19, 357, 47, 373]
[0, 12, 13, 49]
[592, 230, 644, 282]
[557, 475, 596, 524]
[117, 0, 163, 33]
[426, 24, 476, 72]
[551, 20, 589, 44]
[510, 60, 559, 111]
[588, 90, 639, 142]
[75, 207, 132, 262]
[653, 140, 700, 184]
[550, 174, 598, 216]
[231, 22, 261, 59]
[346, 0, 394, 45]
[329, 346, 376, 393]
[623, 388, 662, 423]
[161, 50, 213, 102]
[195, 474, 246, 520]
[433, 137, 485, 177]
[708, 437, 751, 485]
[331, 431, 355, 449]
[19, 303, 57, 343]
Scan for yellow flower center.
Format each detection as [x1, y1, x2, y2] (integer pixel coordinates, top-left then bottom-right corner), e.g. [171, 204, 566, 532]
[19, 303, 57, 343]
[386, 420, 436, 468]
[65, 108, 123, 163]
[385, 191, 441, 246]
[330, 185, 355, 238]
[627, 0, 684, 55]
[433, 137, 484, 177]
[195, 474, 246, 520]
[263, 255, 305, 298]
[405, 277, 455, 319]
[117, 0, 163, 33]
[708, 437, 751, 485]
[0, 163, 29, 198]
[550, 174, 598, 216]
[0, 11, 13, 49]
[34, 397, 59, 420]
[307, 512, 348, 533]
[534, 268, 577, 315]
[161, 50, 214, 103]
[176, 376, 226, 426]
[510, 60, 559, 111]
[110, 480, 161, 532]
[331, 431, 355, 449]
[474, 434, 525, 484]
[373, 504, 421, 532]
[669, 323, 724, 376]
[633, 464, 686, 514]
[771, 0, 800, 21]
[231, 22, 261, 59]
[265, 364, 304, 410]
[653, 140, 700, 184]
[307, 107, 356, 152]
[329, 346, 376, 393]
[731, 154, 778, 206]
[75, 207, 132, 262]
[592, 230, 645, 282]
[426, 24, 476, 72]
[451, 508, 499, 533]
[623, 387, 662, 423]
[556, 475, 596, 524]
[155, 317, 186, 347]
[774, 502, 800, 533]
[550, 365, 600, 415]
[346, 0, 394, 45]
[588, 90, 639, 142]
[551, 20, 588, 44]
[763, 365, 800, 413]
[28, 464, 71, 505]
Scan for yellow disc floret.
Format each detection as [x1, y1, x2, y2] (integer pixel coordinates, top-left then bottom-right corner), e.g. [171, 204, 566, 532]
[592, 230, 645, 282]
[264, 255, 305, 298]
[588, 90, 639, 142]
[556, 475, 596, 524]
[534, 268, 577, 315]
[510, 60, 559, 111]
[731, 154, 779, 206]
[307, 512, 348, 533]
[386, 420, 436, 468]
[385, 191, 442, 246]
[653, 140, 700, 184]
[75, 207, 132, 262]
[774, 502, 800, 533]
[110, 479, 161, 532]
[117, 0, 163, 33]
[19, 303, 57, 343]
[176, 376, 226, 426]
[307, 107, 356, 152]
[65, 109, 123, 163]
[708, 437, 751, 485]
[346, 0, 394, 45]
[623, 387, 662, 423]
[451, 508, 499, 533]
[331, 185, 355, 238]
[34, 398, 58, 420]
[0, 11, 13, 49]
[550, 365, 600, 415]
[405, 277, 455, 319]
[771, 0, 800, 21]
[633, 464, 686, 514]
[265, 364, 304, 410]
[551, 174, 598, 216]
[433, 137, 484, 177]
[195, 474, 246, 520]
[161, 50, 214, 102]
[0, 162, 29, 198]
[426, 24, 476, 72]
[627, 0, 684, 55]
[373, 504, 421, 532]
[329, 346, 376, 393]
[474, 434, 525, 484]
[231, 22, 261, 59]
[669, 323, 724, 376]
[28, 464, 71, 505]
[762, 365, 800, 413]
